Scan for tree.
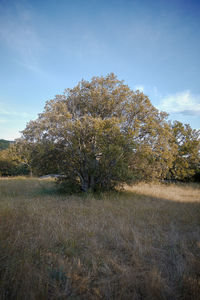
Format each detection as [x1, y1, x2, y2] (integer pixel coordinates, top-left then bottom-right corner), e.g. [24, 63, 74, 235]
[22, 73, 174, 192]
[8, 139, 59, 177]
[0, 149, 16, 176]
[9, 140, 35, 176]
[0, 147, 29, 176]
[168, 121, 200, 181]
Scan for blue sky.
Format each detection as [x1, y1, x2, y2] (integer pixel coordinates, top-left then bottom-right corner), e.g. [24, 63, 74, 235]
[0, 0, 200, 140]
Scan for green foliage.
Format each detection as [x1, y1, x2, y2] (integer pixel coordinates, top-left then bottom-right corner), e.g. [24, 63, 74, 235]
[0, 139, 12, 151]
[22, 73, 174, 191]
[9, 140, 34, 176]
[9, 140, 60, 177]
[0, 158, 16, 176]
[0, 148, 29, 176]
[168, 121, 200, 181]
[2, 77, 199, 184]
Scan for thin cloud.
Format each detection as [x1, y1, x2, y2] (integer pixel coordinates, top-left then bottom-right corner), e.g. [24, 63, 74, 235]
[0, 108, 30, 118]
[0, 2, 43, 73]
[158, 90, 200, 116]
[0, 119, 6, 124]
[152, 86, 162, 98]
[0, 101, 33, 118]
[134, 85, 145, 92]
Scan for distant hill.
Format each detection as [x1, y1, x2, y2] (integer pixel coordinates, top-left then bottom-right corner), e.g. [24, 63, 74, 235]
[0, 139, 13, 151]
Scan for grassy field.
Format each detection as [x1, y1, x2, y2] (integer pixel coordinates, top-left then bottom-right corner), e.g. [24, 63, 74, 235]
[0, 177, 200, 300]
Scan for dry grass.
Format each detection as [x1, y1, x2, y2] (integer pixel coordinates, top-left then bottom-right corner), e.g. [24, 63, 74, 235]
[0, 177, 200, 299]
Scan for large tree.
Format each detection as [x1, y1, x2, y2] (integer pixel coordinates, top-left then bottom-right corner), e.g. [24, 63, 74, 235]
[22, 73, 174, 191]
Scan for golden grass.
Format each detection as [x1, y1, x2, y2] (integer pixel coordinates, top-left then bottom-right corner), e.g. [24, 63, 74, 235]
[0, 178, 200, 299]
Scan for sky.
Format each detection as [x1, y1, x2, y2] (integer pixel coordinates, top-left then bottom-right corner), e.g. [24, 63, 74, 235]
[0, 0, 200, 140]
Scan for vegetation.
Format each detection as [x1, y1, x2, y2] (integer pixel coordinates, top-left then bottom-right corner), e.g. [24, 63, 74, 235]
[168, 121, 200, 181]
[0, 139, 12, 151]
[16, 73, 199, 192]
[0, 177, 200, 299]
[0, 146, 29, 177]
[0, 75, 199, 186]
[0, 76, 199, 300]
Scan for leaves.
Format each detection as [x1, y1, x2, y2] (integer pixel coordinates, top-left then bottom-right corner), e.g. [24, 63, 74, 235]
[168, 121, 200, 181]
[18, 73, 199, 191]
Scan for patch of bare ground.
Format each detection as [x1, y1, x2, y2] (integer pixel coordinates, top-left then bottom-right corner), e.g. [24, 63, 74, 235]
[0, 178, 200, 299]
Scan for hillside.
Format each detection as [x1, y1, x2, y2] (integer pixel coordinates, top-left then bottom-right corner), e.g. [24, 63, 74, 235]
[0, 139, 13, 151]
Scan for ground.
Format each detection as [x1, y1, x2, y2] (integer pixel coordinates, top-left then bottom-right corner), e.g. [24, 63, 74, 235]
[0, 177, 200, 299]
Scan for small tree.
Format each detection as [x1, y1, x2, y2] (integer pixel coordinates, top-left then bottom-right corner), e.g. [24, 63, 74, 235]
[22, 73, 174, 191]
[168, 121, 200, 181]
[0, 149, 16, 176]
[9, 140, 35, 176]
[0, 147, 29, 176]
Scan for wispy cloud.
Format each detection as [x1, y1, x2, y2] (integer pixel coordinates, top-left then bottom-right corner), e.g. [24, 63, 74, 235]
[0, 118, 6, 124]
[134, 85, 145, 92]
[0, 107, 30, 118]
[0, 1, 43, 74]
[152, 86, 162, 98]
[0, 100, 33, 117]
[158, 90, 200, 116]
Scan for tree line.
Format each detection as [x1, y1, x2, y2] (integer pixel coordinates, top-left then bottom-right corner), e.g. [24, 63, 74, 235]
[0, 74, 199, 191]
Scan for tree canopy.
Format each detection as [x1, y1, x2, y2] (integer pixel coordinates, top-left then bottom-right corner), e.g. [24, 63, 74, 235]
[168, 121, 200, 181]
[21, 73, 178, 191]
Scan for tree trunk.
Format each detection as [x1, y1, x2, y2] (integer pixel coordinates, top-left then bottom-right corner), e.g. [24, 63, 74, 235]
[81, 171, 89, 192]
[82, 178, 89, 192]
[90, 175, 95, 190]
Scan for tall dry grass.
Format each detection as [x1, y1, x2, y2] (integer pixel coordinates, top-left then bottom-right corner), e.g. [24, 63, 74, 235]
[0, 178, 200, 299]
